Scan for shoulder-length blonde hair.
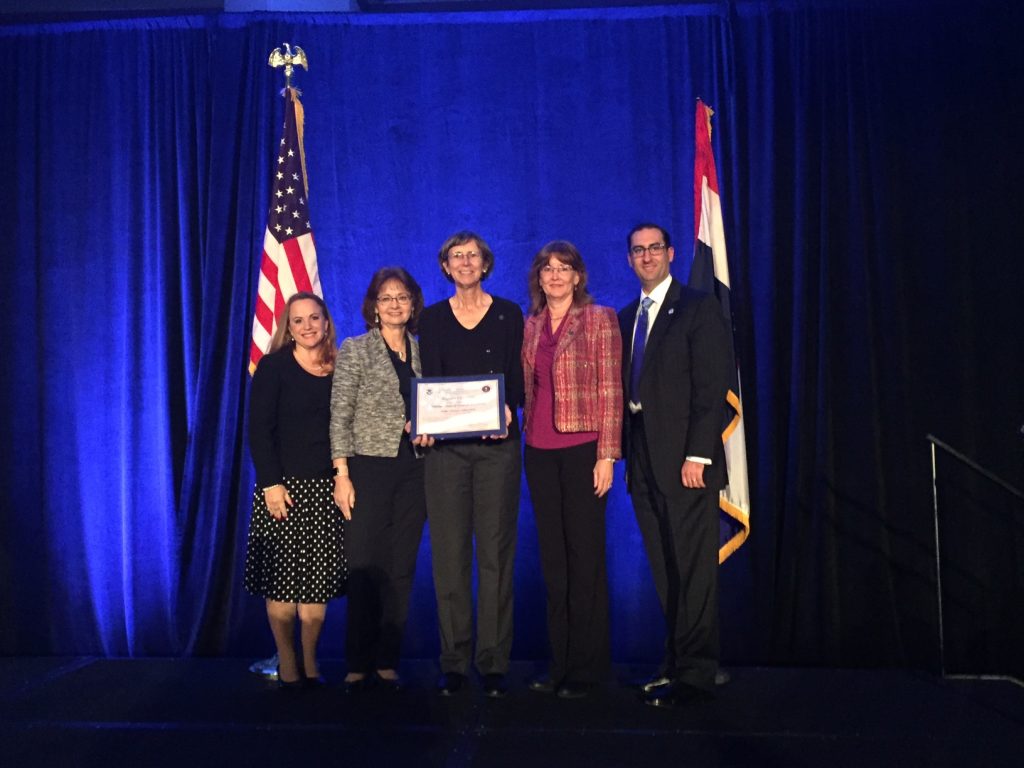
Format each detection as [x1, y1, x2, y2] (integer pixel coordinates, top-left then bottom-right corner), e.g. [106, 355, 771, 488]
[267, 291, 338, 371]
[526, 240, 593, 316]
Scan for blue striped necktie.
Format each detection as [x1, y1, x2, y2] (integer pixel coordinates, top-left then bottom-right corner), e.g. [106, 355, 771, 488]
[630, 296, 654, 402]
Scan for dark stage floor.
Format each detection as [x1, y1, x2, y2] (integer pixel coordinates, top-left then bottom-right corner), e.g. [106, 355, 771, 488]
[1, 658, 1021, 767]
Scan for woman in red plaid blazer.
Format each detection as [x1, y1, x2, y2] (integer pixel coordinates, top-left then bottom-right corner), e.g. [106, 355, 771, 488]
[521, 240, 623, 699]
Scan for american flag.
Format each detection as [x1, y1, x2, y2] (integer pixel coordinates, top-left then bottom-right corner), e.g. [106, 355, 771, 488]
[688, 99, 751, 563]
[248, 87, 321, 375]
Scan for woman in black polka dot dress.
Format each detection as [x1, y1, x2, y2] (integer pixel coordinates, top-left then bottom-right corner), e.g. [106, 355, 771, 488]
[245, 292, 347, 687]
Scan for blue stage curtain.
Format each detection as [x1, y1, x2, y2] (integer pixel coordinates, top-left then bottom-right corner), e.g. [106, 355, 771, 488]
[1, 3, 1021, 673]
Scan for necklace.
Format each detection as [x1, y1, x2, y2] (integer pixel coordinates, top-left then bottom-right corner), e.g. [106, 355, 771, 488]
[383, 334, 407, 362]
[549, 304, 571, 326]
[293, 349, 329, 376]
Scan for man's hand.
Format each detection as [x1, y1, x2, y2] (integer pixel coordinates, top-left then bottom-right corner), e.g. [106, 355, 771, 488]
[681, 460, 706, 489]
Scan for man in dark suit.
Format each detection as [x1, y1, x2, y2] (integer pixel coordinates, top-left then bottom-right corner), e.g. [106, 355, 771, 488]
[619, 223, 730, 708]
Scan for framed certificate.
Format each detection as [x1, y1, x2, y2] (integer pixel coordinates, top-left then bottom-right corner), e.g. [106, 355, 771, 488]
[410, 375, 506, 440]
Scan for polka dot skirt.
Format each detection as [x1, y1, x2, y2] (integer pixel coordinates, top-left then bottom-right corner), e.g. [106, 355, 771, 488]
[244, 476, 347, 603]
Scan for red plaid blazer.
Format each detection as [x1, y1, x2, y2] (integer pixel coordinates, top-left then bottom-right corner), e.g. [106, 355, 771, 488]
[522, 303, 623, 460]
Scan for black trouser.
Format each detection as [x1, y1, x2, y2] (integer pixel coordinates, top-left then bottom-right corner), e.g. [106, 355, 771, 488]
[425, 438, 521, 676]
[628, 413, 719, 691]
[524, 441, 611, 685]
[345, 445, 426, 673]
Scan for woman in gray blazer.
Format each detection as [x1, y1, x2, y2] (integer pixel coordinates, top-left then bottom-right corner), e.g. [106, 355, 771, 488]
[330, 266, 430, 692]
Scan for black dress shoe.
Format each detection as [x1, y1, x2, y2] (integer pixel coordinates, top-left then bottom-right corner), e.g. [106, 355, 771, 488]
[638, 675, 672, 694]
[437, 672, 467, 696]
[374, 671, 405, 691]
[482, 673, 508, 698]
[643, 681, 713, 709]
[344, 675, 373, 694]
[303, 674, 327, 688]
[528, 675, 556, 693]
[276, 666, 304, 690]
[556, 682, 590, 699]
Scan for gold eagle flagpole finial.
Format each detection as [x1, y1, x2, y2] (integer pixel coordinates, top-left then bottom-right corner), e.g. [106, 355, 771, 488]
[268, 43, 309, 93]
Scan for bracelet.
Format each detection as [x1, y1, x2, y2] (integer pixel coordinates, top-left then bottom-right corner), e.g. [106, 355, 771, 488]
[333, 466, 349, 478]
[602, 457, 616, 463]
[262, 483, 283, 492]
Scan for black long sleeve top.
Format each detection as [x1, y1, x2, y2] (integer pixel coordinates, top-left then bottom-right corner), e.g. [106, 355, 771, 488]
[248, 347, 334, 488]
[418, 295, 525, 441]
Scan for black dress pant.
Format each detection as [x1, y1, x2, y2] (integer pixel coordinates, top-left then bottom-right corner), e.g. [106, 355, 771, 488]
[425, 438, 521, 676]
[524, 441, 611, 685]
[345, 444, 426, 673]
[628, 413, 719, 692]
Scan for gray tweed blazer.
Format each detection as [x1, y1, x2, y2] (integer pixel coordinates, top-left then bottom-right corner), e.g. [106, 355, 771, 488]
[329, 328, 422, 459]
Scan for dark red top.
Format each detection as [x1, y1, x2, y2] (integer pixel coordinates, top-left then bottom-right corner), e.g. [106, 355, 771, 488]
[525, 315, 597, 450]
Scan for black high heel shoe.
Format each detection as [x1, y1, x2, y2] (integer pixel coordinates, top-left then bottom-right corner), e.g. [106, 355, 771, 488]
[276, 666, 304, 690]
[343, 674, 373, 694]
[374, 670, 405, 691]
[304, 674, 327, 688]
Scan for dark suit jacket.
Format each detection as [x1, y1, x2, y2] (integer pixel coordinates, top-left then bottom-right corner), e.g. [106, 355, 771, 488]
[619, 278, 731, 497]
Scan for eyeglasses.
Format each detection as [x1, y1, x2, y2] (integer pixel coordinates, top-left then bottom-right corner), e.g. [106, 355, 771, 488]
[540, 265, 575, 276]
[630, 243, 668, 257]
[377, 294, 412, 306]
[448, 250, 482, 263]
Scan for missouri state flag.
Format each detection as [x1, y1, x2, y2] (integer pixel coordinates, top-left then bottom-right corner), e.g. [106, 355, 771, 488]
[688, 99, 751, 562]
[248, 87, 322, 375]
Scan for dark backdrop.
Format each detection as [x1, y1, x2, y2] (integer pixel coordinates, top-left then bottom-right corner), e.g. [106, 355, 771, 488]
[2, 1, 1022, 674]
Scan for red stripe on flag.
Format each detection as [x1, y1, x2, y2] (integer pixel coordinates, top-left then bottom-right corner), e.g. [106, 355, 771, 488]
[274, 288, 285, 321]
[260, 247, 279, 285]
[694, 99, 720, 241]
[254, 246, 280, 338]
[282, 238, 313, 293]
[254, 295, 274, 334]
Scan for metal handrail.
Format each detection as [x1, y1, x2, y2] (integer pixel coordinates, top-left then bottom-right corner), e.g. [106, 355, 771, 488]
[927, 434, 1023, 686]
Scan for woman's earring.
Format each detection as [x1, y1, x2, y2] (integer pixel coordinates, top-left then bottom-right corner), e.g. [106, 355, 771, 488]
[374, 310, 380, 326]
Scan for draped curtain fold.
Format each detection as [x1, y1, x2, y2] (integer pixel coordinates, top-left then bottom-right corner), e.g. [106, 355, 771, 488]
[1, 2, 1021, 672]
